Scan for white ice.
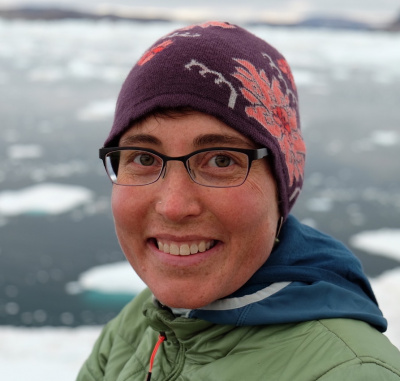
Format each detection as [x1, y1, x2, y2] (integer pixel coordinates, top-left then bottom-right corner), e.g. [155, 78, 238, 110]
[2, 19, 400, 88]
[0, 326, 102, 381]
[0, 183, 94, 216]
[76, 99, 116, 121]
[7, 144, 43, 160]
[65, 261, 146, 295]
[350, 228, 400, 262]
[351, 229, 400, 349]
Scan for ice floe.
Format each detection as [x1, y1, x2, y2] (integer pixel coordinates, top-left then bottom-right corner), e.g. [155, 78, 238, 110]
[76, 99, 116, 121]
[0, 183, 94, 216]
[350, 228, 400, 262]
[7, 144, 44, 160]
[66, 261, 146, 295]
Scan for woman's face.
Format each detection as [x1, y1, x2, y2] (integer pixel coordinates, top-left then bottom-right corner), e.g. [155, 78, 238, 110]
[112, 111, 280, 309]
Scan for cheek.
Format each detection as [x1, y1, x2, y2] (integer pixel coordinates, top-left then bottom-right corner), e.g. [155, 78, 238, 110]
[111, 187, 127, 225]
[216, 183, 278, 245]
[111, 186, 148, 218]
[111, 187, 148, 270]
[234, 178, 279, 223]
[111, 187, 145, 239]
[230, 177, 279, 251]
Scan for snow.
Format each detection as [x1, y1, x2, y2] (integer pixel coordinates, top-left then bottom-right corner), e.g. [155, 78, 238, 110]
[0, 326, 101, 381]
[0, 183, 94, 216]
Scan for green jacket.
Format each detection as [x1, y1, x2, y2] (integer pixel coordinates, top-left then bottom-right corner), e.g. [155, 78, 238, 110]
[77, 288, 400, 381]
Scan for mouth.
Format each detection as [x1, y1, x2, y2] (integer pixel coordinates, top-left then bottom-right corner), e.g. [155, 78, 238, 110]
[153, 239, 217, 256]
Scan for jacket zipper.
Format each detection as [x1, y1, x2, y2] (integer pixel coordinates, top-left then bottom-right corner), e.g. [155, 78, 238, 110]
[146, 332, 166, 381]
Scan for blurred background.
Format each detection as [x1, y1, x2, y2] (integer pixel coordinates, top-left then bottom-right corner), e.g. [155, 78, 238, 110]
[0, 0, 399, 379]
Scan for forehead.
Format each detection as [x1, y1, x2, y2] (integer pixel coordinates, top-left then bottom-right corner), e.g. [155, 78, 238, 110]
[119, 110, 256, 149]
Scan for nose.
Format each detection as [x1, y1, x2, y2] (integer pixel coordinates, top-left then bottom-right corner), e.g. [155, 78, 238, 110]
[154, 161, 203, 222]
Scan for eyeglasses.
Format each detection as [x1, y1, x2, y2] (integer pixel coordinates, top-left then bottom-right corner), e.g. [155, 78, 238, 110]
[99, 146, 268, 188]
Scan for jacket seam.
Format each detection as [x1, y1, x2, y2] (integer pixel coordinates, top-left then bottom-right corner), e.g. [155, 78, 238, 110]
[83, 363, 99, 381]
[115, 330, 137, 350]
[313, 319, 359, 380]
[316, 359, 400, 380]
[317, 320, 358, 357]
[113, 331, 149, 381]
[315, 320, 400, 379]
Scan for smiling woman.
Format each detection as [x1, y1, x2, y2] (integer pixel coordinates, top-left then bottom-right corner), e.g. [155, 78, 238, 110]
[77, 21, 400, 381]
[110, 111, 279, 310]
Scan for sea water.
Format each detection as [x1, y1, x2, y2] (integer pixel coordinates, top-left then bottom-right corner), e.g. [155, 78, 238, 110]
[0, 19, 399, 353]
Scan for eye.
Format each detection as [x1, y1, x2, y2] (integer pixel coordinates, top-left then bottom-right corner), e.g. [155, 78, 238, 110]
[134, 153, 156, 166]
[209, 154, 234, 168]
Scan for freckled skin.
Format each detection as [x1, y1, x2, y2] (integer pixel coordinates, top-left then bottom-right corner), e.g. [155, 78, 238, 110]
[112, 111, 280, 309]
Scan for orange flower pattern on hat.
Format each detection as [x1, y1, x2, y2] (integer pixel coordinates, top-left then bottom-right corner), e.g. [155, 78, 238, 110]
[138, 39, 173, 66]
[233, 58, 306, 187]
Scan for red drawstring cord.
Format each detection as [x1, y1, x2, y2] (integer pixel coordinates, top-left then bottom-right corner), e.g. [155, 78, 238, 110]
[146, 333, 166, 381]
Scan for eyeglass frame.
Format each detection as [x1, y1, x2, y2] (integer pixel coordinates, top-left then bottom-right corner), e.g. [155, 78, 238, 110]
[99, 146, 269, 188]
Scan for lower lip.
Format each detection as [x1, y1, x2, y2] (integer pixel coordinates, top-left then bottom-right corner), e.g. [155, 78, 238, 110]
[149, 240, 221, 267]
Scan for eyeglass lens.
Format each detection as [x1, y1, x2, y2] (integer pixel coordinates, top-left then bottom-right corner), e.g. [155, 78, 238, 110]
[104, 149, 251, 187]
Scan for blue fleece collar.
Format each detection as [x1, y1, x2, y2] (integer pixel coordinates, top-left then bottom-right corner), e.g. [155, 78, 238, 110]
[189, 215, 387, 331]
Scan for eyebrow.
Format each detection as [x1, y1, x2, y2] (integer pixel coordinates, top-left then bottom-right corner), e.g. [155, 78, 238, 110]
[119, 133, 254, 149]
[193, 134, 255, 149]
[119, 134, 162, 146]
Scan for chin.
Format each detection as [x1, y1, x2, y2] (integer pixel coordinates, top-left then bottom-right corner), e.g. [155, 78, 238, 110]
[154, 290, 216, 310]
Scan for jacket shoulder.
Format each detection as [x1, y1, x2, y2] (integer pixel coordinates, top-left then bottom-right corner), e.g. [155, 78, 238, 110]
[183, 318, 400, 381]
[315, 319, 400, 380]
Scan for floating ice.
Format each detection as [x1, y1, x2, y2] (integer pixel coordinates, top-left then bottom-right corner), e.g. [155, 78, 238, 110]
[371, 268, 400, 349]
[370, 130, 400, 147]
[306, 197, 334, 212]
[354, 130, 400, 152]
[28, 66, 65, 82]
[7, 144, 43, 160]
[350, 228, 400, 262]
[67, 261, 146, 295]
[2, 19, 400, 88]
[0, 183, 94, 216]
[76, 99, 116, 121]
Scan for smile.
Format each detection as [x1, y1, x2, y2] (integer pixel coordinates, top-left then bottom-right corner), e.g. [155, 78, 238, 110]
[156, 239, 216, 255]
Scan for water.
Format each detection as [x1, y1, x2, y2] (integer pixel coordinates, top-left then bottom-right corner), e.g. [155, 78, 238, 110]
[0, 19, 400, 327]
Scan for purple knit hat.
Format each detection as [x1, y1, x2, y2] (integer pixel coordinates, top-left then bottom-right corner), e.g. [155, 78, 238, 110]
[104, 21, 306, 220]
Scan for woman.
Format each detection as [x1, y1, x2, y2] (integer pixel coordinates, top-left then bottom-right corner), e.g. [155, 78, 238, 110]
[77, 22, 400, 380]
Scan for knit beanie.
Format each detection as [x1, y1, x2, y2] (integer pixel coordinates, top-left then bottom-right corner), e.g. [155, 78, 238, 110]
[104, 21, 306, 220]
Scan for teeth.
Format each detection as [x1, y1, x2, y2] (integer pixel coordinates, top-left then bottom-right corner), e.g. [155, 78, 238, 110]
[180, 244, 190, 256]
[190, 243, 198, 254]
[170, 244, 179, 255]
[157, 240, 215, 256]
